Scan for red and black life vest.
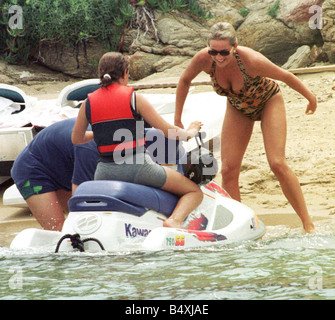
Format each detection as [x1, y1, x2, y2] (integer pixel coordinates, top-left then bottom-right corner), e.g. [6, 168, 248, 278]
[87, 83, 145, 160]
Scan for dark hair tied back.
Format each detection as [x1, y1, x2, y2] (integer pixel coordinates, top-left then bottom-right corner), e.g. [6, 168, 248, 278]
[98, 52, 129, 87]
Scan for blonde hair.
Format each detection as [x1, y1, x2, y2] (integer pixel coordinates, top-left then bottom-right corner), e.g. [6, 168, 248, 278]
[98, 52, 129, 87]
[208, 22, 237, 46]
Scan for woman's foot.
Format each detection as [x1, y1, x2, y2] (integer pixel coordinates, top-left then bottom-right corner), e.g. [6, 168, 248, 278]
[303, 221, 315, 234]
[163, 217, 183, 228]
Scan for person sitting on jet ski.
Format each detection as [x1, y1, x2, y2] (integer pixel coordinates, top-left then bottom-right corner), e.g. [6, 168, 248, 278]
[72, 52, 203, 229]
[11, 118, 100, 231]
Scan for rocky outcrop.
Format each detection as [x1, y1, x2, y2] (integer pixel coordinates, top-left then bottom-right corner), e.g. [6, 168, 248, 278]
[282, 45, 323, 69]
[33, 0, 331, 79]
[237, 0, 323, 64]
[33, 39, 105, 78]
[128, 51, 162, 80]
[0, 60, 70, 85]
[321, 0, 335, 63]
[124, 11, 208, 79]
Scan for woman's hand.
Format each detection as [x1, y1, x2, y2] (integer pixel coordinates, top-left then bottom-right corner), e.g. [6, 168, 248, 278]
[305, 95, 317, 115]
[186, 121, 203, 139]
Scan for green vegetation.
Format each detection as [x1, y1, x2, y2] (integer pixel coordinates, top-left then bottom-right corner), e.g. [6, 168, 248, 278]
[238, 7, 249, 18]
[0, 0, 212, 64]
[267, 0, 280, 19]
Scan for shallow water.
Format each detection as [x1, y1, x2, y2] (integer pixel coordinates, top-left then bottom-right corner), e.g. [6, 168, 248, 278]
[1, 224, 335, 300]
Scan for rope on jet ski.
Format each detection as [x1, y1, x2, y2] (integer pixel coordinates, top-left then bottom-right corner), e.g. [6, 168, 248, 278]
[55, 233, 105, 253]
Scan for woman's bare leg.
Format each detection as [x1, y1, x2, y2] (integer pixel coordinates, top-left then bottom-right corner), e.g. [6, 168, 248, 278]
[261, 93, 315, 233]
[220, 103, 254, 201]
[161, 167, 203, 228]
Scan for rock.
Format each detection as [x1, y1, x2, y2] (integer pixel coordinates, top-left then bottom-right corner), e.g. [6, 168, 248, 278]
[156, 13, 208, 51]
[126, 11, 209, 79]
[152, 56, 189, 73]
[34, 39, 107, 78]
[200, 0, 246, 29]
[129, 51, 162, 80]
[237, 10, 299, 64]
[237, 0, 324, 65]
[322, 41, 335, 63]
[2, 0, 331, 80]
[0, 60, 70, 84]
[123, 29, 158, 55]
[280, 0, 323, 24]
[125, 11, 208, 58]
[278, 0, 323, 45]
[310, 44, 324, 61]
[321, 0, 335, 63]
[282, 45, 322, 69]
[282, 45, 312, 69]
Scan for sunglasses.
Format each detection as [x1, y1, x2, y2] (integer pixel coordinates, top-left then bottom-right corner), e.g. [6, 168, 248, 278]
[208, 47, 233, 56]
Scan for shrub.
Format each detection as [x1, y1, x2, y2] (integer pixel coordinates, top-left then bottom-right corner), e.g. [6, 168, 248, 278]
[267, 0, 280, 19]
[0, 0, 212, 64]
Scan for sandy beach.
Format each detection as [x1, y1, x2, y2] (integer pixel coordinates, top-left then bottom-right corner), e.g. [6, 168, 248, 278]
[1, 61, 335, 247]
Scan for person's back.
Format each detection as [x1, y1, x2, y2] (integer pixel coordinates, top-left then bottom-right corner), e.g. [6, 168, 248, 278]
[11, 118, 100, 230]
[72, 51, 204, 228]
[18, 118, 76, 190]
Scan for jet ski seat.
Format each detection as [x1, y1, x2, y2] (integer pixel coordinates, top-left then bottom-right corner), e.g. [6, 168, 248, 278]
[69, 180, 179, 217]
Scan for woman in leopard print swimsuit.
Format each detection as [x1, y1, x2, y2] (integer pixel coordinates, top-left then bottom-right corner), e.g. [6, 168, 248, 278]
[210, 50, 280, 121]
[175, 22, 317, 233]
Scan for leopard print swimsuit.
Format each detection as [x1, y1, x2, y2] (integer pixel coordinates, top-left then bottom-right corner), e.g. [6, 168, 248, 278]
[210, 51, 280, 121]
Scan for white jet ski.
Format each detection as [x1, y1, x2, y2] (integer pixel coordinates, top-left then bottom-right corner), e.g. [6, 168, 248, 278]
[10, 130, 265, 252]
[10, 179, 265, 252]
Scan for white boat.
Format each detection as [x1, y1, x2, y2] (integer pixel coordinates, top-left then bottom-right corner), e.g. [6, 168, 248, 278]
[0, 83, 27, 114]
[0, 84, 35, 183]
[57, 78, 101, 108]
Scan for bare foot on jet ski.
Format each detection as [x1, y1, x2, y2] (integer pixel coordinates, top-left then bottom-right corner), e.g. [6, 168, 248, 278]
[163, 217, 183, 229]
